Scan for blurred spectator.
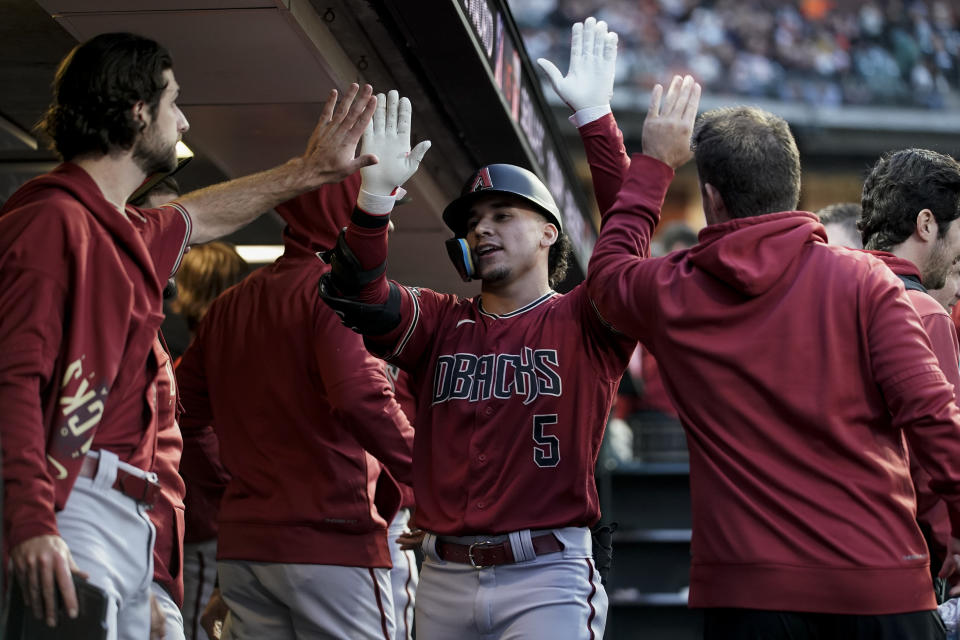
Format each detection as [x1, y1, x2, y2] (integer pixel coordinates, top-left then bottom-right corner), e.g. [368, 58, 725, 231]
[817, 201, 863, 248]
[512, 0, 960, 109]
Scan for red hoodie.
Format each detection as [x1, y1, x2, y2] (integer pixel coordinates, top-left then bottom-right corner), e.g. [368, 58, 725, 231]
[0, 163, 190, 552]
[866, 251, 960, 573]
[176, 173, 414, 567]
[588, 153, 960, 615]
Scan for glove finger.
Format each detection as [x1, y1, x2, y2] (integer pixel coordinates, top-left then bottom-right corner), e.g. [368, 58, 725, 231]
[582, 16, 596, 62]
[385, 90, 399, 137]
[373, 93, 386, 136]
[603, 32, 618, 64]
[397, 96, 412, 145]
[536, 58, 565, 92]
[408, 140, 432, 167]
[569, 21, 583, 72]
[594, 20, 607, 60]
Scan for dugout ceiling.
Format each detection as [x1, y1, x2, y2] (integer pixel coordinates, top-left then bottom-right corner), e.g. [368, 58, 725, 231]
[0, 0, 597, 297]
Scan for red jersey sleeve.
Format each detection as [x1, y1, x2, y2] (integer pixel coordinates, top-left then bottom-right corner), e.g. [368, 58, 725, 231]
[131, 203, 192, 282]
[909, 308, 960, 565]
[578, 112, 631, 215]
[921, 311, 960, 394]
[0, 266, 65, 547]
[587, 154, 675, 341]
[863, 266, 960, 535]
[313, 300, 415, 486]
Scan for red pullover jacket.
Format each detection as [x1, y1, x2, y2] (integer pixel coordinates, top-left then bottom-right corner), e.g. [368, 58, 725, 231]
[588, 153, 960, 615]
[176, 174, 414, 567]
[867, 251, 960, 573]
[0, 163, 190, 556]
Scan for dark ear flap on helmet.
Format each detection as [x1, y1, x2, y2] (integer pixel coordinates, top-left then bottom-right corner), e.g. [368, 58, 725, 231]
[445, 237, 476, 282]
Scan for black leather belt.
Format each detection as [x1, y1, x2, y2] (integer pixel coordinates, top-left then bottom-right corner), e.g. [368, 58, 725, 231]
[78, 456, 160, 508]
[436, 533, 565, 568]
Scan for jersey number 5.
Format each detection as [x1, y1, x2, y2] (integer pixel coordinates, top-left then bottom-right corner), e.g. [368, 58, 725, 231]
[533, 414, 560, 468]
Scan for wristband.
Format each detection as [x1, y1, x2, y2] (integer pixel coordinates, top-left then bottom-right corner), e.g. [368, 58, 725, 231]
[569, 105, 612, 128]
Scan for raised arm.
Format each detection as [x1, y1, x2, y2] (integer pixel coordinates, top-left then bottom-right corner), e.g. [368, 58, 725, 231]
[318, 90, 430, 346]
[181, 84, 377, 244]
[538, 17, 628, 214]
[586, 75, 700, 337]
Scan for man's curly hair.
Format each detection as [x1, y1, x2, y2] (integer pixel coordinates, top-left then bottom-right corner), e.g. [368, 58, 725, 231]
[859, 149, 960, 251]
[39, 33, 173, 161]
[548, 230, 572, 288]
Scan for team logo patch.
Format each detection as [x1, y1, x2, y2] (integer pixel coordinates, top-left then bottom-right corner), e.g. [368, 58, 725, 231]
[470, 167, 493, 193]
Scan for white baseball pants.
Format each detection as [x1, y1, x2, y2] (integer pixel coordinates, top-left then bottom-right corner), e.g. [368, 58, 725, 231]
[218, 560, 396, 640]
[387, 508, 419, 640]
[415, 527, 607, 640]
[151, 581, 186, 640]
[56, 450, 157, 640]
[181, 538, 218, 640]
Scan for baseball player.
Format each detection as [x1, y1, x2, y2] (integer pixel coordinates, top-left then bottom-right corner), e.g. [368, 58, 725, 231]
[857, 149, 960, 596]
[587, 74, 960, 636]
[319, 18, 631, 639]
[0, 32, 376, 639]
[175, 171, 415, 640]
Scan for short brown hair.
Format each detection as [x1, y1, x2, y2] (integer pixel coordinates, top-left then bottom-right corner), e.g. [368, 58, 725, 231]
[692, 107, 801, 219]
[170, 243, 248, 330]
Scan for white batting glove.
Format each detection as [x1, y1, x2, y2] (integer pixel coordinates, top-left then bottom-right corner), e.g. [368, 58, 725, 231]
[358, 90, 431, 214]
[537, 17, 618, 116]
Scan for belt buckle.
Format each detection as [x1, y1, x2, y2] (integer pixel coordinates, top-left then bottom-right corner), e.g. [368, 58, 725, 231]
[467, 540, 494, 569]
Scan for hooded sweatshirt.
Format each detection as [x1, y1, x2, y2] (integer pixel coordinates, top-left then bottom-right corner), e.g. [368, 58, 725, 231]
[588, 153, 960, 615]
[0, 163, 190, 565]
[866, 251, 960, 574]
[176, 173, 414, 567]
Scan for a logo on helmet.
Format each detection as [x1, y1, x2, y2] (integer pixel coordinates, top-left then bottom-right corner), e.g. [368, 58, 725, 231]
[470, 167, 494, 193]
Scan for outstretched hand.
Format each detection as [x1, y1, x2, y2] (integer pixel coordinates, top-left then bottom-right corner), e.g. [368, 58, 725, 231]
[642, 75, 701, 169]
[299, 83, 379, 188]
[360, 90, 432, 197]
[537, 16, 618, 113]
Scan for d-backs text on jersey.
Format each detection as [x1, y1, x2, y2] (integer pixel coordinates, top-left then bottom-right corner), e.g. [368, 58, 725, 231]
[432, 347, 562, 405]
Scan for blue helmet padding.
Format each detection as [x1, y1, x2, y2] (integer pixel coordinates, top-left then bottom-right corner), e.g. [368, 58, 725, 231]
[444, 237, 477, 282]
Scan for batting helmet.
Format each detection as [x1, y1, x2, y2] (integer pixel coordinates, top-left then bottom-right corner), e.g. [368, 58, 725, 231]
[441, 164, 563, 237]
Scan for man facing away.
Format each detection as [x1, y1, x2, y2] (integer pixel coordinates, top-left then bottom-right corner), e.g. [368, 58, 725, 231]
[175, 172, 415, 640]
[0, 31, 376, 639]
[587, 74, 960, 639]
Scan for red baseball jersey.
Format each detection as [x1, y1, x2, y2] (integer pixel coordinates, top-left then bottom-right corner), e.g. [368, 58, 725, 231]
[381, 363, 416, 509]
[0, 162, 189, 550]
[356, 282, 633, 536]
[338, 114, 635, 535]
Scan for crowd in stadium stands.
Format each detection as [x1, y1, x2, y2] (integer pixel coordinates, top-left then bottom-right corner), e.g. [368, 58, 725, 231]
[511, 0, 960, 108]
